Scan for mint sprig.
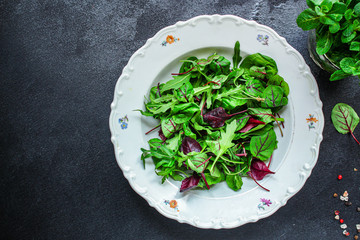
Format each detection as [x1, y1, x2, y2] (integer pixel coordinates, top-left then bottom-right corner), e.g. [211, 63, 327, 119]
[297, 0, 360, 81]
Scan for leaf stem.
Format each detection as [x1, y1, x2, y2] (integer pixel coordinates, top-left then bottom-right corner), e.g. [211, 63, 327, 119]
[178, 88, 189, 102]
[220, 155, 244, 164]
[249, 173, 270, 191]
[145, 123, 161, 135]
[277, 113, 284, 128]
[267, 154, 273, 168]
[228, 109, 248, 117]
[195, 156, 212, 168]
[254, 113, 284, 137]
[203, 81, 220, 86]
[226, 166, 248, 175]
[350, 130, 360, 145]
[171, 67, 195, 75]
[200, 172, 210, 190]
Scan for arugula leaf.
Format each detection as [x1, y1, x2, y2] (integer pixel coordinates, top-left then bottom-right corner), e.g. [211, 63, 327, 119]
[210, 120, 237, 172]
[161, 74, 191, 92]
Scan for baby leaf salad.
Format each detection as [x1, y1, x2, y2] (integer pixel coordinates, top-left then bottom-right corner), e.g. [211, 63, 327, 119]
[139, 41, 289, 192]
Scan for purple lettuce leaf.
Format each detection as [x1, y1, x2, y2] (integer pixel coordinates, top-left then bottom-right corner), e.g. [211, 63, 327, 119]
[203, 107, 231, 128]
[249, 159, 274, 180]
[180, 173, 201, 192]
[238, 117, 265, 133]
[181, 136, 202, 155]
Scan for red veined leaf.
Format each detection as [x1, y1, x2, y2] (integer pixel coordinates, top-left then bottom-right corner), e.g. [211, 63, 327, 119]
[181, 136, 202, 155]
[331, 103, 360, 145]
[249, 159, 275, 180]
[238, 117, 265, 133]
[203, 107, 247, 128]
[180, 173, 201, 192]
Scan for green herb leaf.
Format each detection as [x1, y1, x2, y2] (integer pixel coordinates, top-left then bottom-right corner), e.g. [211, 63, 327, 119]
[240, 53, 278, 77]
[161, 74, 191, 92]
[210, 120, 237, 172]
[245, 79, 265, 97]
[232, 41, 242, 69]
[320, 0, 334, 13]
[225, 174, 243, 191]
[329, 2, 347, 15]
[175, 81, 194, 103]
[250, 128, 277, 160]
[268, 74, 290, 96]
[296, 8, 321, 31]
[140, 41, 288, 192]
[330, 69, 352, 81]
[306, 0, 322, 10]
[340, 57, 357, 74]
[187, 152, 208, 173]
[261, 85, 288, 108]
[161, 117, 181, 138]
[316, 30, 333, 55]
[354, 2, 360, 15]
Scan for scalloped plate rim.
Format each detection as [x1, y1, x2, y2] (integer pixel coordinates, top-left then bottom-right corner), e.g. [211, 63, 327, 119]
[109, 14, 324, 229]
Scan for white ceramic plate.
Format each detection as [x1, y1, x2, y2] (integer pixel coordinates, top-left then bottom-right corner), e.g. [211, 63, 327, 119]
[109, 15, 324, 229]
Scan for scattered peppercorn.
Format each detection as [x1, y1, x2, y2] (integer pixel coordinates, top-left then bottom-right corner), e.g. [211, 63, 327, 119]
[345, 202, 352, 207]
[340, 219, 344, 223]
[338, 175, 343, 180]
[333, 193, 338, 198]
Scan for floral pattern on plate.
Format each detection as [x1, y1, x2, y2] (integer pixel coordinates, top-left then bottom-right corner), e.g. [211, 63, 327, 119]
[161, 35, 180, 46]
[257, 34, 269, 45]
[306, 114, 318, 130]
[119, 115, 129, 130]
[258, 198, 272, 210]
[164, 200, 180, 212]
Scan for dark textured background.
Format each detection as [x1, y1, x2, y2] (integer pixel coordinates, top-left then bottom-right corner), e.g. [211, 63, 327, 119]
[1, 0, 360, 239]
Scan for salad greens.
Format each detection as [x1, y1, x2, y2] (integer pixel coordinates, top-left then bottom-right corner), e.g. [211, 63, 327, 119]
[296, 0, 360, 81]
[331, 103, 360, 144]
[139, 41, 289, 192]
